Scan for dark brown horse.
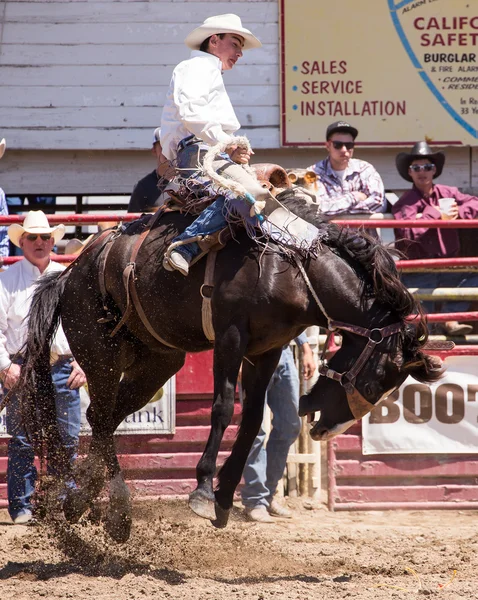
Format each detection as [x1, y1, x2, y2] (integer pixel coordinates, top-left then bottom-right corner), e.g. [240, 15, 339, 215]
[19, 192, 441, 542]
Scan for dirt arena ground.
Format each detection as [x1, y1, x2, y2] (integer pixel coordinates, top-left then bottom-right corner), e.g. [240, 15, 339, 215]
[0, 498, 477, 600]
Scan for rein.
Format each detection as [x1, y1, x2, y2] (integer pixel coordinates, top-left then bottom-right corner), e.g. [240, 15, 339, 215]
[293, 253, 403, 419]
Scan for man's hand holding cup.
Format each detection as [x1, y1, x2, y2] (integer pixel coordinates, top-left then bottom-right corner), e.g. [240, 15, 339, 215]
[438, 197, 458, 221]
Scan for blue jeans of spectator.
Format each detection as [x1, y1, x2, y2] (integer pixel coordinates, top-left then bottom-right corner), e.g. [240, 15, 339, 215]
[6, 358, 81, 521]
[402, 271, 478, 314]
[241, 346, 302, 509]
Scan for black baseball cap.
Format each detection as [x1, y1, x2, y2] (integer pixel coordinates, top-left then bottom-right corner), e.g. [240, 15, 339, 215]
[326, 121, 358, 140]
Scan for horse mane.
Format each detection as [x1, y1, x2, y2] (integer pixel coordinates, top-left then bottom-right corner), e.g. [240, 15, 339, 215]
[277, 189, 417, 316]
[276, 189, 441, 382]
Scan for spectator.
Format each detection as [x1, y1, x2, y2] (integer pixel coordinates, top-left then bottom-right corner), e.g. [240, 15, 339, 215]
[242, 334, 316, 522]
[393, 141, 478, 336]
[0, 139, 10, 261]
[0, 210, 86, 524]
[127, 127, 176, 213]
[307, 121, 386, 216]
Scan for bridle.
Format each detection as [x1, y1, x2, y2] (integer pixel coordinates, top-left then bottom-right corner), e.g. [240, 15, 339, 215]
[294, 256, 403, 419]
[319, 321, 403, 395]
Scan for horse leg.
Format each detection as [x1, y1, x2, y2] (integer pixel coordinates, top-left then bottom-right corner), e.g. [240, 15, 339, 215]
[189, 325, 248, 521]
[62, 337, 124, 525]
[100, 347, 185, 542]
[213, 349, 282, 528]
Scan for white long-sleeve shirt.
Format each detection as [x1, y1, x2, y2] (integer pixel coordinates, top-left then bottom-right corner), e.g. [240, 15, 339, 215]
[160, 50, 240, 160]
[0, 258, 71, 372]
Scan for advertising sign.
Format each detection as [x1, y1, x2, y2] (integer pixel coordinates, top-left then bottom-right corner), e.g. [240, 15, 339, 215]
[280, 0, 478, 146]
[0, 377, 175, 437]
[362, 357, 478, 454]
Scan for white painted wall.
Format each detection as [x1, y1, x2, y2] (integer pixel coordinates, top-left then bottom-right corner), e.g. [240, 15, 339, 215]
[0, 0, 476, 194]
[0, 0, 279, 150]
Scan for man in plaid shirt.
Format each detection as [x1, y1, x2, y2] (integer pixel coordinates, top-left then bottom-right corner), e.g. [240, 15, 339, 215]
[307, 121, 386, 216]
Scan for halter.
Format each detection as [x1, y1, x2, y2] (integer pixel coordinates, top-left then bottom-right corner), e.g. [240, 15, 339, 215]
[294, 256, 403, 419]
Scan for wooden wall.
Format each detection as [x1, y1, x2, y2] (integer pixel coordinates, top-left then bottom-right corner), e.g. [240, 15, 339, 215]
[0, 0, 477, 195]
[0, 0, 278, 150]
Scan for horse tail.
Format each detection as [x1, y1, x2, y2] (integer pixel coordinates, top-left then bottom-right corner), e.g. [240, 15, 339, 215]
[19, 271, 70, 464]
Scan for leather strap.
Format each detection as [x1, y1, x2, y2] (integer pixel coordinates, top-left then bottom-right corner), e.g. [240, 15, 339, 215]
[201, 251, 217, 342]
[109, 210, 179, 349]
[128, 273, 178, 348]
[59, 228, 117, 281]
[98, 236, 116, 304]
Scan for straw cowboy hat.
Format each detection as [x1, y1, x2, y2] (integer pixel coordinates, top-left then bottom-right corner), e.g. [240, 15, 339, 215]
[64, 221, 116, 256]
[8, 210, 66, 248]
[396, 141, 445, 183]
[0, 139, 5, 160]
[184, 14, 262, 50]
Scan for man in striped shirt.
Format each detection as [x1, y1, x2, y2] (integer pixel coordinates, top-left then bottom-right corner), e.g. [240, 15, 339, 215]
[307, 121, 386, 216]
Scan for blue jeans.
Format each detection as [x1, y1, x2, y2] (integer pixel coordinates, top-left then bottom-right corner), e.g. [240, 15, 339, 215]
[172, 140, 269, 261]
[403, 271, 478, 314]
[173, 142, 231, 260]
[6, 358, 81, 520]
[174, 197, 228, 260]
[241, 346, 302, 509]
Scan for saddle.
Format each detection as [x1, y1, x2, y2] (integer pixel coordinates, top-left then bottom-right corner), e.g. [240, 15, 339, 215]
[96, 163, 292, 343]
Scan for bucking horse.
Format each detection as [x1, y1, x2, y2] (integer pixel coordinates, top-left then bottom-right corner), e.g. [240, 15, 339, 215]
[18, 176, 442, 542]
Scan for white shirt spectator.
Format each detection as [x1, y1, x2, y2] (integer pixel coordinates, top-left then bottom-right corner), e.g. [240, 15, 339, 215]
[0, 258, 71, 371]
[161, 50, 240, 160]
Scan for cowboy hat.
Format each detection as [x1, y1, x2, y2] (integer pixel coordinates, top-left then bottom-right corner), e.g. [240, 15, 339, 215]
[396, 141, 445, 182]
[184, 14, 262, 50]
[8, 210, 66, 248]
[0, 139, 5, 160]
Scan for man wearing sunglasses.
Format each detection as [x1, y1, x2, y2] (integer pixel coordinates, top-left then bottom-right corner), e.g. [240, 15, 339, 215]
[0, 210, 86, 524]
[307, 121, 386, 216]
[393, 141, 478, 336]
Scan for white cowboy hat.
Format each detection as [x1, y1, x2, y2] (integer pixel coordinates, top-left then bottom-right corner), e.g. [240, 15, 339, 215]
[0, 139, 5, 160]
[185, 14, 262, 51]
[8, 210, 66, 248]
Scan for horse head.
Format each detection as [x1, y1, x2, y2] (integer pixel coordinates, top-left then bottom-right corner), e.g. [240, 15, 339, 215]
[298, 318, 443, 440]
[275, 190, 445, 441]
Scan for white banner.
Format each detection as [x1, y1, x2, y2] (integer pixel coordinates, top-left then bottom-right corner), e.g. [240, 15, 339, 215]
[362, 356, 478, 455]
[0, 377, 175, 437]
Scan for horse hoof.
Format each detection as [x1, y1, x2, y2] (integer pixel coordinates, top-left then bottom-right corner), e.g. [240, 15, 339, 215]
[188, 489, 216, 520]
[105, 511, 132, 543]
[63, 490, 88, 524]
[211, 502, 230, 529]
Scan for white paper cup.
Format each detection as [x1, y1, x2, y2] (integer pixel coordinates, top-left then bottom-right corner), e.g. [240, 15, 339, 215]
[438, 197, 455, 214]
